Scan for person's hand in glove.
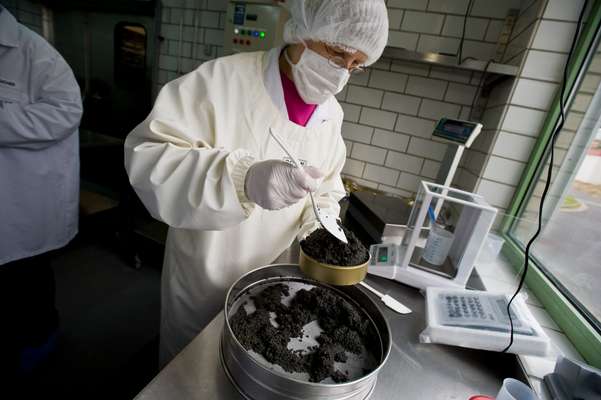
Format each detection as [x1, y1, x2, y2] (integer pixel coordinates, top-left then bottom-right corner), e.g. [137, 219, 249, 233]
[245, 160, 324, 210]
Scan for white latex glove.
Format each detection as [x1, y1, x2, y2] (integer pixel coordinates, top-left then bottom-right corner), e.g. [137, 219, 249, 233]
[245, 160, 324, 210]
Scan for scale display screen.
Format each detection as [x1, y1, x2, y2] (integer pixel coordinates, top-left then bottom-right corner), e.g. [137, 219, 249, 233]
[369, 244, 397, 269]
[433, 118, 479, 145]
[233, 4, 246, 25]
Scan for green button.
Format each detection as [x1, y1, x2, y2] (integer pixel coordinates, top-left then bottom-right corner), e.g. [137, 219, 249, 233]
[260, 31, 265, 38]
[379, 255, 388, 262]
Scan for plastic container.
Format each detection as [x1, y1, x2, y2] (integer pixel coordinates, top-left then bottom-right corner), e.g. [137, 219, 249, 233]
[496, 378, 539, 400]
[478, 232, 505, 263]
[422, 223, 455, 266]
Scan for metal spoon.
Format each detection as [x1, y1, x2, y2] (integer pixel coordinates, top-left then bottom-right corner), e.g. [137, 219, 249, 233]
[359, 281, 412, 314]
[269, 128, 348, 244]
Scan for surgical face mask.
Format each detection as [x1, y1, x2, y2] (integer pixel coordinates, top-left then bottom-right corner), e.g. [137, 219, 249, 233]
[284, 46, 350, 105]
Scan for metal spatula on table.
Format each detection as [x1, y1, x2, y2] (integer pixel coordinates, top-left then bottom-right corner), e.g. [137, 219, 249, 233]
[359, 281, 412, 314]
[269, 128, 348, 244]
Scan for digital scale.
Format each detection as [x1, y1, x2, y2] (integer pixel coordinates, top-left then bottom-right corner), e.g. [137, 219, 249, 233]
[433, 117, 482, 147]
[368, 182, 497, 290]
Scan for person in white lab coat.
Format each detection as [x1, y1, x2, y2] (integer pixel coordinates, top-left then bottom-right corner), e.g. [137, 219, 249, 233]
[125, 0, 388, 367]
[0, 5, 82, 377]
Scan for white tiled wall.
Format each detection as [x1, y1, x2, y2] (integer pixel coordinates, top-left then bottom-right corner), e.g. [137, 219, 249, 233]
[455, 0, 588, 217]
[531, 20, 577, 53]
[492, 131, 537, 161]
[152, 0, 531, 198]
[339, 57, 487, 194]
[386, 0, 522, 59]
[152, 0, 586, 215]
[372, 129, 410, 151]
[511, 79, 559, 110]
[337, 0, 559, 197]
[154, 0, 228, 96]
[352, 143, 387, 165]
[502, 106, 547, 137]
[521, 50, 569, 81]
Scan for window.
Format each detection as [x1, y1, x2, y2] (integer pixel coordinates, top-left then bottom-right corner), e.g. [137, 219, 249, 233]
[502, 3, 601, 368]
[510, 49, 601, 328]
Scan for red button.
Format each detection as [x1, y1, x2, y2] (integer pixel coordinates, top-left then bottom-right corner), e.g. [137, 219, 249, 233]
[233, 38, 238, 44]
[246, 40, 251, 45]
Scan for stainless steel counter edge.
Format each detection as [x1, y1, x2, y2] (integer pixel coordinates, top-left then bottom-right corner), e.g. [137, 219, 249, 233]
[135, 268, 527, 400]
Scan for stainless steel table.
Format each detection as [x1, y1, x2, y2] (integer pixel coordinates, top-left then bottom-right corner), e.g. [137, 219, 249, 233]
[134, 267, 524, 399]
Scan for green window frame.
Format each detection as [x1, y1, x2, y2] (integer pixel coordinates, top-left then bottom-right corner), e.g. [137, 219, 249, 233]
[500, 0, 601, 368]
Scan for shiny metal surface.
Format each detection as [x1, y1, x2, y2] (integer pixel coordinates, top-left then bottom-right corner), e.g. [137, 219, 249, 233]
[273, 241, 301, 264]
[221, 332, 376, 400]
[381, 47, 519, 76]
[299, 248, 369, 286]
[221, 265, 390, 400]
[135, 268, 524, 400]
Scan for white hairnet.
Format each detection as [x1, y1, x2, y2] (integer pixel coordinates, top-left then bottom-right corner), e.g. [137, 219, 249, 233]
[283, 0, 389, 66]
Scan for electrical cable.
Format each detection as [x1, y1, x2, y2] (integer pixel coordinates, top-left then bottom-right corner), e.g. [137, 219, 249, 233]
[458, 0, 475, 65]
[468, 59, 492, 121]
[501, 0, 589, 353]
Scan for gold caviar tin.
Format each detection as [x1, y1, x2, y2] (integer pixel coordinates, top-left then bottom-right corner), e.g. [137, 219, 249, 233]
[298, 248, 369, 286]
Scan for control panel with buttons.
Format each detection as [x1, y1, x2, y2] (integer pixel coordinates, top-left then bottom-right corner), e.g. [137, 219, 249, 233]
[231, 27, 267, 46]
[224, 1, 288, 54]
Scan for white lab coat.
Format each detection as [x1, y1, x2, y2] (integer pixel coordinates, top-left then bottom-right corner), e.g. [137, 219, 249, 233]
[124, 48, 347, 366]
[0, 8, 82, 265]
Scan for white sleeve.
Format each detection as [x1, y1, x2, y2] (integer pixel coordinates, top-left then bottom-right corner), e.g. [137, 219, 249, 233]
[124, 71, 257, 230]
[0, 52, 82, 150]
[297, 133, 347, 240]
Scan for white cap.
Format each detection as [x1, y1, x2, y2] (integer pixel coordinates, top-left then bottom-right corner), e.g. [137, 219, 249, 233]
[283, 0, 389, 66]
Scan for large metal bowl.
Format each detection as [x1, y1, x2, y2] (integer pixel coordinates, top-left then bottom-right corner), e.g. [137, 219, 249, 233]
[220, 264, 391, 400]
[299, 248, 369, 286]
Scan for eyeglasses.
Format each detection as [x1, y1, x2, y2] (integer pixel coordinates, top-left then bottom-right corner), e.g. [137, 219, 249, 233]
[327, 56, 366, 74]
[324, 45, 366, 75]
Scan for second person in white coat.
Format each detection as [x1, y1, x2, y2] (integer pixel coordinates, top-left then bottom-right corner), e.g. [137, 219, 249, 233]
[0, 4, 82, 378]
[124, 0, 389, 367]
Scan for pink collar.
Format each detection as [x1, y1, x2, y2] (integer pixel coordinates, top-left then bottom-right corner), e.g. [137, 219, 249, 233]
[280, 71, 317, 127]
